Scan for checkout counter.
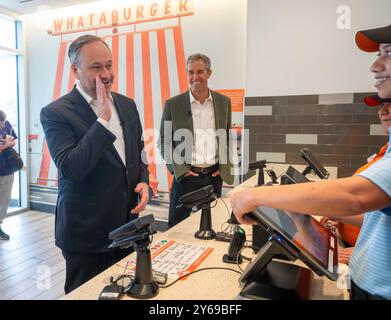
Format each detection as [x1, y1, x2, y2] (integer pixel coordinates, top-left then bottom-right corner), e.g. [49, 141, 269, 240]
[63, 174, 348, 300]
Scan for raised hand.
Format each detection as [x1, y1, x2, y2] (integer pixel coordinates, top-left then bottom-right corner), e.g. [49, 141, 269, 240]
[96, 76, 111, 122]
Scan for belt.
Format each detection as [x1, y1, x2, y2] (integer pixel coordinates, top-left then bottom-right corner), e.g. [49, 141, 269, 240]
[190, 164, 219, 175]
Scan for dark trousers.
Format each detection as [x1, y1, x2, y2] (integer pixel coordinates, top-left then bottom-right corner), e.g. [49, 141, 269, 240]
[168, 173, 223, 229]
[349, 280, 387, 300]
[62, 247, 133, 294]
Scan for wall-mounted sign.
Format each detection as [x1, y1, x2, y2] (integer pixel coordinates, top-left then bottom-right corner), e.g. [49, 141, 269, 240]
[48, 0, 194, 35]
[216, 89, 244, 112]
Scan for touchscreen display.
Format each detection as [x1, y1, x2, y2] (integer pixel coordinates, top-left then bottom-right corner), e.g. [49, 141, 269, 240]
[301, 148, 329, 179]
[257, 207, 329, 265]
[252, 206, 338, 280]
[285, 166, 311, 184]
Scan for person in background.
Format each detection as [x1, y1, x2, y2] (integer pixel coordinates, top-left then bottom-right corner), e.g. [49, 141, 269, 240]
[41, 35, 149, 294]
[231, 24, 391, 300]
[159, 53, 234, 229]
[0, 110, 17, 240]
[321, 95, 391, 264]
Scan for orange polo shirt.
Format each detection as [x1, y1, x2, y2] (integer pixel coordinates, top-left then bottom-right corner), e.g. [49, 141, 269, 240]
[338, 143, 389, 246]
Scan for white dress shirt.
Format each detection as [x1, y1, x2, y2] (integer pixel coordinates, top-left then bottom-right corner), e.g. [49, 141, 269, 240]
[190, 90, 218, 167]
[76, 82, 126, 165]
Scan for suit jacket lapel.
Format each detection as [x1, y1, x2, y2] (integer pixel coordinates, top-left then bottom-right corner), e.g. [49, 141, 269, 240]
[71, 87, 125, 166]
[69, 86, 97, 127]
[211, 91, 222, 130]
[111, 93, 128, 167]
[183, 90, 194, 134]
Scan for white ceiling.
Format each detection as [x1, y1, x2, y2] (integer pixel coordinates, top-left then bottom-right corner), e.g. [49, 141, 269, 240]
[0, 0, 97, 15]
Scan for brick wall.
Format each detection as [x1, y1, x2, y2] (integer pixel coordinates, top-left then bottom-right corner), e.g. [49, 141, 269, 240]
[244, 92, 388, 178]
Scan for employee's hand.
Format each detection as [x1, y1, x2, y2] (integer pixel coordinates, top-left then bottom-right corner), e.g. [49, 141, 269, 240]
[338, 247, 354, 264]
[184, 170, 199, 177]
[211, 170, 221, 177]
[131, 182, 149, 214]
[96, 76, 111, 122]
[229, 188, 258, 225]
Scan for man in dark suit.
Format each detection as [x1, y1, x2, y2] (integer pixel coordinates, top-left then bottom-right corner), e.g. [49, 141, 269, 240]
[159, 53, 234, 228]
[40, 35, 149, 294]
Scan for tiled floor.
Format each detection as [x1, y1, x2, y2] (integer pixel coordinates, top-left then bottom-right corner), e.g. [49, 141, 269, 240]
[0, 211, 65, 300]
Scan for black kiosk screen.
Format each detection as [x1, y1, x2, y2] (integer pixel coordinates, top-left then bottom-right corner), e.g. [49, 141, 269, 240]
[251, 207, 338, 280]
[301, 148, 329, 179]
[283, 166, 311, 184]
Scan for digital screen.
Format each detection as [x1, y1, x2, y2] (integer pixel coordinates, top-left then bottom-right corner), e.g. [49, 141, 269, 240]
[284, 166, 311, 184]
[301, 148, 329, 179]
[252, 206, 338, 279]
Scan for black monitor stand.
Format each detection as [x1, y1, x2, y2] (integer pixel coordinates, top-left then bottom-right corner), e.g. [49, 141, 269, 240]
[248, 160, 267, 187]
[195, 200, 216, 240]
[178, 187, 216, 240]
[124, 238, 159, 299]
[255, 164, 266, 186]
[239, 232, 313, 300]
[252, 224, 270, 253]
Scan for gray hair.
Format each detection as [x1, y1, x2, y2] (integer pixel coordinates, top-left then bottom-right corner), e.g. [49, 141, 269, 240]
[68, 35, 111, 67]
[186, 53, 211, 70]
[0, 110, 6, 122]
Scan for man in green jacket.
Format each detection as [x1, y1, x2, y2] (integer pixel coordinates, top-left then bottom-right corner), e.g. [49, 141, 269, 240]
[159, 53, 234, 228]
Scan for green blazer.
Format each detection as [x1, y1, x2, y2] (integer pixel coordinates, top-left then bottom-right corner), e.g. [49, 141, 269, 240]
[158, 90, 234, 185]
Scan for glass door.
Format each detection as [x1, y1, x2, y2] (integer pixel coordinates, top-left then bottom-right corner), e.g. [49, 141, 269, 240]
[0, 13, 27, 214]
[0, 52, 20, 211]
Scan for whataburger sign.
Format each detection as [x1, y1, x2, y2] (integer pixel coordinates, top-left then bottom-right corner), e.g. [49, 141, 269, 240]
[48, 0, 194, 35]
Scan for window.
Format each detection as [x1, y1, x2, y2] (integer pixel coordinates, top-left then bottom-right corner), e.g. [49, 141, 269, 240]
[0, 15, 16, 48]
[0, 13, 27, 213]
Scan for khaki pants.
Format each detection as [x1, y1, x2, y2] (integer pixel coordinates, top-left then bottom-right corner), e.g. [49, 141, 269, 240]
[0, 174, 14, 225]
